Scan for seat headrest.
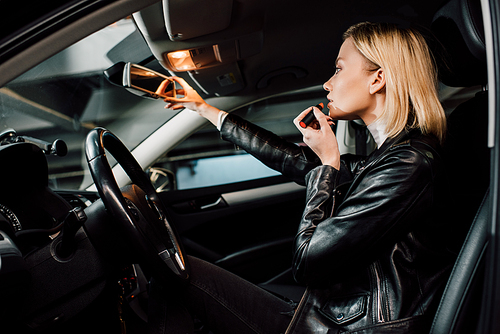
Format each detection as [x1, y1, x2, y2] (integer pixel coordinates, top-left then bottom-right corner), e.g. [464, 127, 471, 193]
[0, 142, 48, 189]
[431, 0, 486, 87]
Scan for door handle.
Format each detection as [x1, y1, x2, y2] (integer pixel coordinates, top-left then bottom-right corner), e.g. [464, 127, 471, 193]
[200, 197, 223, 210]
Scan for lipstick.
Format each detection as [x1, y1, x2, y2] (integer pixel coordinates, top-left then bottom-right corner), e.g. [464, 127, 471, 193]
[299, 103, 324, 128]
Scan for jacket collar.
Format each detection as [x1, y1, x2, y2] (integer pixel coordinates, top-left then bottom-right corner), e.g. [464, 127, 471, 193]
[363, 129, 413, 166]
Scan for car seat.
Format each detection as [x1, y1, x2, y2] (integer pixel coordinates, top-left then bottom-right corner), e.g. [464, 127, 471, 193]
[261, 0, 491, 310]
[432, 0, 488, 253]
[429, 0, 489, 332]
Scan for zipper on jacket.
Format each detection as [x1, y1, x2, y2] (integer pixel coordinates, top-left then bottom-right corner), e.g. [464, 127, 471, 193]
[284, 286, 309, 334]
[370, 262, 387, 323]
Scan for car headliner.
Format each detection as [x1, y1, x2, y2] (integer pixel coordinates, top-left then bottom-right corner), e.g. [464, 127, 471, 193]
[0, 0, 449, 112]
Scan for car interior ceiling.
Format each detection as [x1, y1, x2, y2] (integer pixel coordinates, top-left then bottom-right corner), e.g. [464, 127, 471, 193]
[0, 0, 497, 332]
[131, 0, 450, 106]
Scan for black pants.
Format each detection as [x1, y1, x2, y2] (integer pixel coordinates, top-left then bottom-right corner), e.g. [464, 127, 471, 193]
[148, 256, 297, 334]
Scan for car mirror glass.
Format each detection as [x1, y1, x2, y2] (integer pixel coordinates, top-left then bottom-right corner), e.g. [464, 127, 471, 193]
[104, 62, 176, 100]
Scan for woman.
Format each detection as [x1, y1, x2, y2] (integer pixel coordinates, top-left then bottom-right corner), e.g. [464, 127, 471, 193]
[156, 22, 453, 333]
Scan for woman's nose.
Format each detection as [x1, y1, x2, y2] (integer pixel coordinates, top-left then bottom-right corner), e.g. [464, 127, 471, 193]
[323, 76, 334, 91]
[323, 81, 330, 91]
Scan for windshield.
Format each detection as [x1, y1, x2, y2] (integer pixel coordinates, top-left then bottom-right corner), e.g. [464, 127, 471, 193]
[0, 18, 178, 190]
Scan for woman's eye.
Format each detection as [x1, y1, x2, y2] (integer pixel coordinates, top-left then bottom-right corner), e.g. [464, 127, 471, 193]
[334, 67, 341, 75]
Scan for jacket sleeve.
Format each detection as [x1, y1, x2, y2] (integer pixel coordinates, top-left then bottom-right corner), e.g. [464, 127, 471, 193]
[220, 114, 322, 185]
[293, 147, 437, 286]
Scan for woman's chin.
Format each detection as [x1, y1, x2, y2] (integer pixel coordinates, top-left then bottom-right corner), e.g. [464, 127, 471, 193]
[328, 109, 360, 121]
[328, 105, 351, 121]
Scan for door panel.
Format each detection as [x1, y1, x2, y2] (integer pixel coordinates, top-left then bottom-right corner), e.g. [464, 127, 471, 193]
[159, 175, 306, 283]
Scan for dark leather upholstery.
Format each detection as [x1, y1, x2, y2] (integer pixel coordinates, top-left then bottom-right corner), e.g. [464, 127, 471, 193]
[429, 190, 489, 334]
[429, 0, 489, 332]
[431, 0, 486, 87]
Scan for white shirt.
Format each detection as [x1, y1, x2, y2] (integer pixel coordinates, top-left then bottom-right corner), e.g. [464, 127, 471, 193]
[216, 111, 229, 131]
[367, 118, 388, 148]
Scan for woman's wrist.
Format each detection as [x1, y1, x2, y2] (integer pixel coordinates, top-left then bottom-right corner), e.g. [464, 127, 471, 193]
[323, 162, 340, 170]
[197, 103, 221, 126]
[320, 156, 340, 170]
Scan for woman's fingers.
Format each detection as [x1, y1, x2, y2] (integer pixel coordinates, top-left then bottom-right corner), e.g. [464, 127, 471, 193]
[293, 107, 314, 127]
[163, 88, 185, 98]
[162, 77, 191, 106]
[162, 76, 208, 113]
[315, 108, 331, 130]
[155, 79, 175, 97]
[171, 76, 190, 87]
[293, 105, 328, 131]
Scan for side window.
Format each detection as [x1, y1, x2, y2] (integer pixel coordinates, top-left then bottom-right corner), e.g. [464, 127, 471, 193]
[154, 92, 329, 190]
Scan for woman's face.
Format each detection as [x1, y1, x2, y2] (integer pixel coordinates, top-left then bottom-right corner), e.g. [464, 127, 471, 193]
[324, 38, 379, 122]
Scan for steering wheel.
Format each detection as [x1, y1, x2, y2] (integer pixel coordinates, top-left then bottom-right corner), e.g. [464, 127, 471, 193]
[85, 128, 189, 280]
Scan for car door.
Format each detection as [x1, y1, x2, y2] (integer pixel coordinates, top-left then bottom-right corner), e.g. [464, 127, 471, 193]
[159, 174, 305, 284]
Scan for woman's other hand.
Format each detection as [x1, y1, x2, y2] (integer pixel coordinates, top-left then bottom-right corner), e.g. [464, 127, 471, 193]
[162, 76, 220, 126]
[294, 106, 340, 170]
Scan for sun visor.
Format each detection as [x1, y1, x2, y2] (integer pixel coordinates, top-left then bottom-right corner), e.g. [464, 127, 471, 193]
[163, 0, 233, 41]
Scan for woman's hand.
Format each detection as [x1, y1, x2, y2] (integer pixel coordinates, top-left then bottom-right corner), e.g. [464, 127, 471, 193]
[162, 76, 220, 125]
[294, 106, 340, 170]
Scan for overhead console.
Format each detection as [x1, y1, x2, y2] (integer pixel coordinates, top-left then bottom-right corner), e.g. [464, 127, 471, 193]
[133, 0, 264, 96]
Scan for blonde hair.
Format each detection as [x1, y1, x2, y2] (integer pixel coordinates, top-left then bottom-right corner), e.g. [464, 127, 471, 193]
[343, 22, 446, 143]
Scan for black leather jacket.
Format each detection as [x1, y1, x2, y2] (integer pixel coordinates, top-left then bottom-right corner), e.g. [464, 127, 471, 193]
[221, 114, 454, 333]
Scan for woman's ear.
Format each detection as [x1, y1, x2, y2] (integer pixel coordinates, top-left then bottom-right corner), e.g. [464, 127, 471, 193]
[369, 68, 386, 95]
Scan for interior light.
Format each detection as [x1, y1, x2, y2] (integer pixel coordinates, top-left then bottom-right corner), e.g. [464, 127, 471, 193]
[169, 51, 190, 59]
[164, 46, 220, 72]
[166, 50, 197, 71]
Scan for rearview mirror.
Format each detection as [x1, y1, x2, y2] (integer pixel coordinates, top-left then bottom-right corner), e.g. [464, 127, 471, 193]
[104, 62, 176, 100]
